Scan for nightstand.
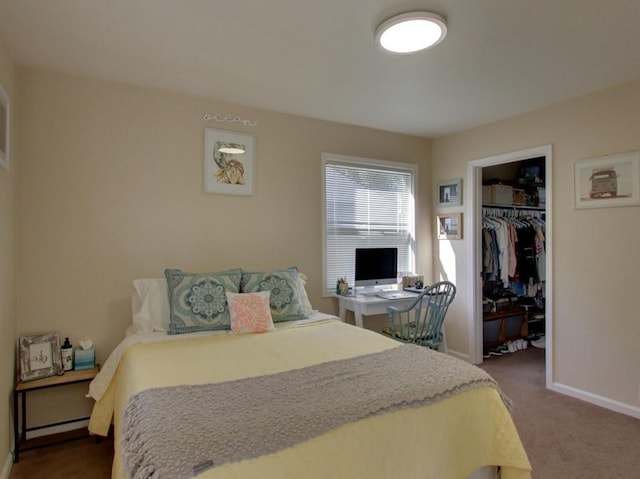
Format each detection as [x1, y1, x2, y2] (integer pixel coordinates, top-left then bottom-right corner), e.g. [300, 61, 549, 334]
[13, 365, 100, 463]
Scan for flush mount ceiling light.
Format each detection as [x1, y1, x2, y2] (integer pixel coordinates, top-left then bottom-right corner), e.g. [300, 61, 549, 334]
[375, 11, 447, 54]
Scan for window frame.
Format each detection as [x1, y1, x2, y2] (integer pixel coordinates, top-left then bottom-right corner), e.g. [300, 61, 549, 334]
[321, 152, 418, 296]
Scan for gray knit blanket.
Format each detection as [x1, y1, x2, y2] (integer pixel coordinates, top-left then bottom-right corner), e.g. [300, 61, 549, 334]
[122, 344, 504, 479]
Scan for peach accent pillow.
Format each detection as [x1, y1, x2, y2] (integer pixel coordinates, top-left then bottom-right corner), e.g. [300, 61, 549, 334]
[226, 291, 275, 334]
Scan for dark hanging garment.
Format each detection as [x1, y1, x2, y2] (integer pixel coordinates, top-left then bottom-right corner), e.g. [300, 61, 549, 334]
[516, 226, 538, 284]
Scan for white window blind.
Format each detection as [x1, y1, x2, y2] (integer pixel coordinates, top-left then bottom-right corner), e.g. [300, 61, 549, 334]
[322, 154, 416, 294]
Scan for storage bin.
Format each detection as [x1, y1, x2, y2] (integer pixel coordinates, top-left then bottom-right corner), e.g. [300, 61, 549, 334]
[512, 188, 526, 205]
[503, 314, 524, 339]
[521, 165, 541, 182]
[494, 297, 517, 311]
[483, 319, 502, 343]
[482, 185, 492, 204]
[490, 184, 513, 205]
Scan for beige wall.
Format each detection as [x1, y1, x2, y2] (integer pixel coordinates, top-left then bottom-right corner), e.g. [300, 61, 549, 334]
[15, 67, 432, 427]
[0, 38, 16, 471]
[432, 80, 640, 411]
[11, 54, 638, 449]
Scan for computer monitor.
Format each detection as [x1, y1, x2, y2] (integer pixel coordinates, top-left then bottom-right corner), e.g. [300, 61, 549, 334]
[354, 247, 398, 288]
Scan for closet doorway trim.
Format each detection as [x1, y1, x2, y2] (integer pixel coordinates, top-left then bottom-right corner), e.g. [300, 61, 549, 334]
[466, 145, 553, 389]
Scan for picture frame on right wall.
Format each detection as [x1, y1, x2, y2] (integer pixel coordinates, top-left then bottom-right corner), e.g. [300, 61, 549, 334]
[574, 151, 640, 209]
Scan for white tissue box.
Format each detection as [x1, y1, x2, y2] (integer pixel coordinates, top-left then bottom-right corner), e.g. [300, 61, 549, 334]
[74, 346, 95, 370]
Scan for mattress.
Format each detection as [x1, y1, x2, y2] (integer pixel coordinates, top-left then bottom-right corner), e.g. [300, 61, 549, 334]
[88, 315, 531, 479]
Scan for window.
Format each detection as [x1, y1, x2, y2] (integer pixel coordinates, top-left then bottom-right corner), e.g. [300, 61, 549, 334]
[322, 153, 417, 295]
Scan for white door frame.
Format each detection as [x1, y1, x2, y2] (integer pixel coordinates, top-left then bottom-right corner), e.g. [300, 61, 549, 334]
[466, 145, 553, 388]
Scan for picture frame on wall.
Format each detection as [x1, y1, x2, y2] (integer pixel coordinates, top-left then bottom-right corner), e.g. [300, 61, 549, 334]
[437, 212, 462, 240]
[574, 151, 640, 209]
[0, 82, 10, 171]
[437, 179, 462, 207]
[18, 332, 63, 382]
[204, 128, 255, 196]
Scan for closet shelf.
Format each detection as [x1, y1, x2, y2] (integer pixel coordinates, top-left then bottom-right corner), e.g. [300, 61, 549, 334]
[482, 203, 545, 210]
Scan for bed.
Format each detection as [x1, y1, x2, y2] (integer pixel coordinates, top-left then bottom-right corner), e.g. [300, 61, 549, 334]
[87, 270, 531, 479]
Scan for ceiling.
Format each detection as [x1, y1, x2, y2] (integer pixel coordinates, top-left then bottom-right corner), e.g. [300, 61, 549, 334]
[1, 0, 640, 138]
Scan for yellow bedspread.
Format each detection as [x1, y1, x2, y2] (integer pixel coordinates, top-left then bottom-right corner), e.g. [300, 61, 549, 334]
[89, 319, 531, 479]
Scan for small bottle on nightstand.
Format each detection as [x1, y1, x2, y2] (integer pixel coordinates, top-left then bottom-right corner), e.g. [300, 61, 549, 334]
[61, 337, 74, 371]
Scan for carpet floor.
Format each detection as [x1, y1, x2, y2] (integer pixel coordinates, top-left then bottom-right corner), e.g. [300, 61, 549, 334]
[481, 346, 640, 479]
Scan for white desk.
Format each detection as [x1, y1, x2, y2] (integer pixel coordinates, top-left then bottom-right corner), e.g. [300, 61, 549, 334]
[334, 293, 420, 328]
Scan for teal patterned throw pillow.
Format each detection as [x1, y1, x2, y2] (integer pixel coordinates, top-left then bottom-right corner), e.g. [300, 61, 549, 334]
[165, 268, 242, 334]
[240, 267, 306, 322]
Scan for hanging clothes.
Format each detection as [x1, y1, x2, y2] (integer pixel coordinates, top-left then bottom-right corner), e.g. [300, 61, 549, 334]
[481, 207, 545, 297]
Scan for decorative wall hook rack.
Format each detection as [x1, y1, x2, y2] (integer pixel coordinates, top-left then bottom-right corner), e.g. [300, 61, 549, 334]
[203, 113, 258, 127]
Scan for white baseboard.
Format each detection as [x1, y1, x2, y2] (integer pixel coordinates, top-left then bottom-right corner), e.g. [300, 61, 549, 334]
[448, 351, 640, 419]
[1, 452, 11, 479]
[26, 418, 89, 440]
[550, 382, 640, 419]
[446, 348, 471, 362]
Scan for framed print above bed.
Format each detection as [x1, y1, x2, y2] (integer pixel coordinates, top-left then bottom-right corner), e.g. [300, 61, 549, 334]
[18, 332, 63, 382]
[204, 128, 255, 195]
[0, 81, 10, 171]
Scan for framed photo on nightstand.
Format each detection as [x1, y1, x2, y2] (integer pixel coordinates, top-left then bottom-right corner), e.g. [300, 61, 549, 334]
[18, 332, 63, 382]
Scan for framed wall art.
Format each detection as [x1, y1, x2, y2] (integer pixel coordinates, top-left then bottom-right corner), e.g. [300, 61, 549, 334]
[437, 212, 462, 240]
[574, 151, 640, 209]
[18, 332, 63, 382]
[0, 81, 9, 171]
[204, 128, 255, 195]
[437, 179, 462, 207]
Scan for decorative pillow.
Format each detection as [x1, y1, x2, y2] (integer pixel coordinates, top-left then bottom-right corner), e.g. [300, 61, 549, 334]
[164, 268, 242, 334]
[226, 291, 275, 334]
[131, 278, 170, 332]
[240, 267, 306, 322]
[297, 272, 318, 316]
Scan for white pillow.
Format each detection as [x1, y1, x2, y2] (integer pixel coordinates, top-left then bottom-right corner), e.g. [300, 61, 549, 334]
[297, 272, 318, 316]
[131, 278, 170, 332]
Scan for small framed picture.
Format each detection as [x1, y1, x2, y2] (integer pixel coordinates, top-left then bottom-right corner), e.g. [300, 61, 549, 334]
[437, 179, 462, 207]
[0, 81, 9, 171]
[204, 128, 255, 196]
[574, 151, 640, 209]
[437, 213, 462, 240]
[18, 333, 63, 382]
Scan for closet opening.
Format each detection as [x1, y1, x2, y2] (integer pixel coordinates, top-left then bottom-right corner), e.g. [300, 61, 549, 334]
[481, 158, 546, 358]
[467, 145, 552, 388]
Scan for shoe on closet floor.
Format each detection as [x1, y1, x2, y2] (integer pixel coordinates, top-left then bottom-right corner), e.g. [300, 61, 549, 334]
[531, 336, 546, 349]
[487, 346, 503, 356]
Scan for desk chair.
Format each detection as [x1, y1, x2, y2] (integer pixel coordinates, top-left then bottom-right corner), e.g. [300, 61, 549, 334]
[385, 281, 456, 352]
